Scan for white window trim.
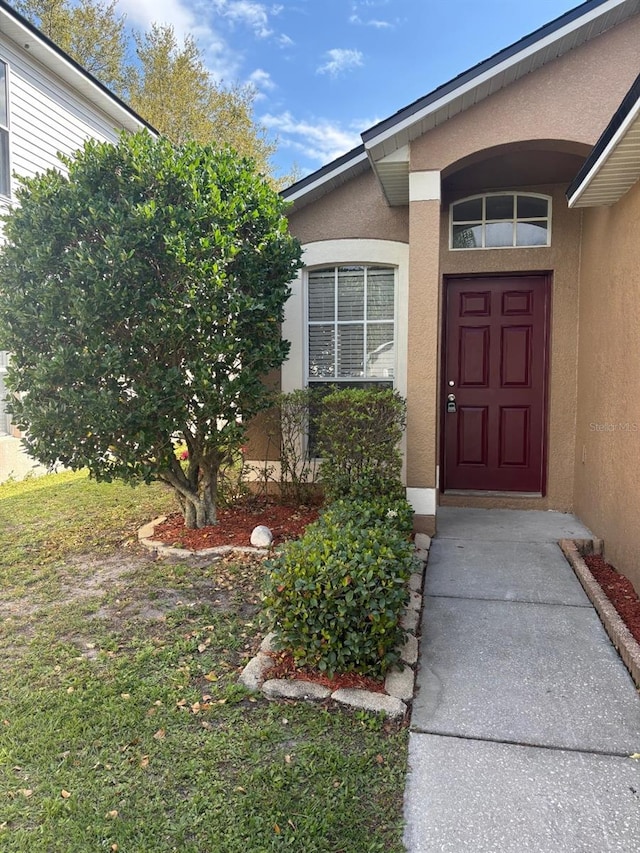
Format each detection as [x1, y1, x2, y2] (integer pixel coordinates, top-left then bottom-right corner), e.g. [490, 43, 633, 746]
[282, 239, 409, 400]
[449, 192, 552, 250]
[0, 57, 10, 200]
[306, 264, 397, 384]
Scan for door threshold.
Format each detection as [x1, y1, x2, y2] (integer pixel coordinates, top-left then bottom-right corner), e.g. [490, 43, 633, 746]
[444, 490, 543, 498]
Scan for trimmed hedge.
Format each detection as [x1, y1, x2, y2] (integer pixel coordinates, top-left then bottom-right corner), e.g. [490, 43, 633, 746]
[316, 387, 406, 503]
[263, 500, 415, 677]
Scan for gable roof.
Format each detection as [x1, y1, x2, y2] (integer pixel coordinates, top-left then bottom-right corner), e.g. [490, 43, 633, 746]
[283, 0, 640, 209]
[567, 71, 640, 206]
[0, 0, 156, 135]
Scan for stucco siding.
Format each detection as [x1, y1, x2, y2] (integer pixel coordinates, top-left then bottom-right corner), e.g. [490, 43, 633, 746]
[439, 184, 582, 511]
[288, 168, 409, 246]
[411, 14, 640, 173]
[574, 179, 640, 593]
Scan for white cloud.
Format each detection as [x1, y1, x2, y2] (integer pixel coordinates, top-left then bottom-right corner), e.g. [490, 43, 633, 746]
[118, 0, 196, 39]
[350, 14, 393, 28]
[248, 68, 276, 100]
[317, 48, 364, 78]
[278, 33, 295, 48]
[211, 1, 280, 38]
[261, 111, 368, 165]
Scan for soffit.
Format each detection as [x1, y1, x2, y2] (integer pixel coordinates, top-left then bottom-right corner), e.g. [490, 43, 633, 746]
[567, 85, 640, 206]
[283, 0, 640, 210]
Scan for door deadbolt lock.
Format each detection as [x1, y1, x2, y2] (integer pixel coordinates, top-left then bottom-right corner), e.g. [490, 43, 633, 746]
[447, 393, 457, 414]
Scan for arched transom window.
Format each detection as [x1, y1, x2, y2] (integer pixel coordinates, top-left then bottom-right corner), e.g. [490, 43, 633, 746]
[450, 193, 551, 250]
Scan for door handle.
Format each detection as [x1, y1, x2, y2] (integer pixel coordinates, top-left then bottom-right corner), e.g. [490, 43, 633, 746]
[447, 393, 457, 414]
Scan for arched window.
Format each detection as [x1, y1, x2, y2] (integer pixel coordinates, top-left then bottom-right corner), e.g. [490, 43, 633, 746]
[450, 193, 551, 249]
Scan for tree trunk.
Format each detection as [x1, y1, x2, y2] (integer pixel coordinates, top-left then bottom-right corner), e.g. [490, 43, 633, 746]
[161, 459, 219, 529]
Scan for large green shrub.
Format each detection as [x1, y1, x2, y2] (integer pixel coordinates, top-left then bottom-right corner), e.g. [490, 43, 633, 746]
[317, 388, 406, 502]
[321, 496, 414, 538]
[263, 504, 415, 676]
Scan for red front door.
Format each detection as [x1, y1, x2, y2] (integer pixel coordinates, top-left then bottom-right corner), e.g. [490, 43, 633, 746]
[442, 276, 550, 493]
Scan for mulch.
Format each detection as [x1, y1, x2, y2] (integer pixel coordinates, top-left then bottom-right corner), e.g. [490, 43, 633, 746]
[151, 498, 319, 550]
[266, 650, 387, 693]
[584, 554, 640, 645]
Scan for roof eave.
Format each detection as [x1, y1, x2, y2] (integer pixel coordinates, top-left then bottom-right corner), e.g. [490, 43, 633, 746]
[281, 0, 640, 209]
[281, 146, 369, 210]
[0, 0, 156, 135]
[567, 72, 640, 207]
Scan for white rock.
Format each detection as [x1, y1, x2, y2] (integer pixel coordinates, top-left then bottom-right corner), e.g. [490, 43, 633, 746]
[385, 666, 415, 701]
[409, 572, 423, 593]
[259, 632, 277, 653]
[401, 634, 419, 665]
[250, 525, 273, 548]
[401, 607, 419, 634]
[414, 533, 432, 551]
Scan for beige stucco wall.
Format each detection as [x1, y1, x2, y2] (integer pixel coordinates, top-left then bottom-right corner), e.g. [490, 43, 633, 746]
[279, 13, 640, 531]
[437, 184, 582, 511]
[574, 180, 640, 593]
[411, 14, 640, 173]
[288, 169, 409, 245]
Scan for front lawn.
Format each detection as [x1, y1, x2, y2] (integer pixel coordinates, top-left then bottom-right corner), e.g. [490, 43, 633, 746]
[0, 472, 408, 852]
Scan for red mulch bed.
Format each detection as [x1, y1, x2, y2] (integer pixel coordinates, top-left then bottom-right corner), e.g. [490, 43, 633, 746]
[584, 554, 640, 645]
[267, 650, 386, 694]
[151, 497, 391, 693]
[151, 498, 319, 550]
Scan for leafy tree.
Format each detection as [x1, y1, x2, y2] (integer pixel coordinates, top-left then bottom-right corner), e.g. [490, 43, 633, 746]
[0, 132, 302, 527]
[14, 0, 130, 93]
[15, 0, 278, 177]
[128, 24, 275, 174]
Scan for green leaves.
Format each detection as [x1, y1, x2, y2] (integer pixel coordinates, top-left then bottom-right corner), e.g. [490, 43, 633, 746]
[0, 133, 302, 527]
[263, 498, 415, 677]
[316, 388, 407, 503]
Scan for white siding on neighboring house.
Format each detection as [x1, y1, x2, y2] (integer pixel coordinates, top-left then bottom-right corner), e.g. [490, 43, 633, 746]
[0, 32, 126, 225]
[0, 19, 149, 466]
[0, 351, 10, 436]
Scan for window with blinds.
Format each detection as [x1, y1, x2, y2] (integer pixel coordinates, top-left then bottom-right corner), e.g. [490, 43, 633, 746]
[307, 265, 395, 382]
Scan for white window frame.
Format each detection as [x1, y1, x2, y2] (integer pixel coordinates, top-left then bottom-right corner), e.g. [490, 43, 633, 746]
[449, 192, 552, 250]
[0, 58, 10, 199]
[281, 239, 409, 401]
[306, 264, 397, 384]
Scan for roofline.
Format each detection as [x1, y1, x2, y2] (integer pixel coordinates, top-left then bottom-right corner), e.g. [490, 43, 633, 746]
[280, 144, 367, 201]
[566, 71, 640, 205]
[0, 0, 157, 134]
[362, 0, 627, 148]
[280, 0, 639, 206]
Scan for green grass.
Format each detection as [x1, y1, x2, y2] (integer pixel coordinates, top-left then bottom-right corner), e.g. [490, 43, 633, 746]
[0, 472, 408, 852]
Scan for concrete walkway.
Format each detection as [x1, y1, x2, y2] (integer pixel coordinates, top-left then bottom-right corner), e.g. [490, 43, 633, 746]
[404, 508, 640, 852]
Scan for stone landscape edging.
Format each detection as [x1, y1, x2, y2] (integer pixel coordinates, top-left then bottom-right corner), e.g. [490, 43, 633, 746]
[137, 516, 270, 559]
[138, 513, 429, 718]
[238, 532, 431, 720]
[560, 538, 640, 690]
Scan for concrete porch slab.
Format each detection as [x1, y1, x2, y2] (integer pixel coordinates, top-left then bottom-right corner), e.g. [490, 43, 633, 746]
[404, 733, 640, 853]
[425, 539, 591, 606]
[414, 595, 640, 754]
[435, 507, 593, 542]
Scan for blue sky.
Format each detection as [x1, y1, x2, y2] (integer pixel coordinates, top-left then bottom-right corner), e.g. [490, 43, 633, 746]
[115, 0, 582, 179]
